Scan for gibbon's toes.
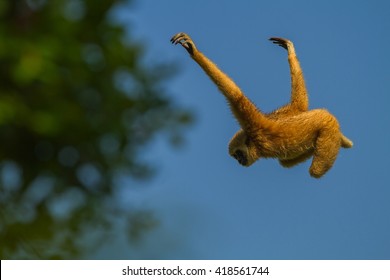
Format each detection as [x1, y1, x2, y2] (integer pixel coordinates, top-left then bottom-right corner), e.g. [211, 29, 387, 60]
[269, 37, 290, 50]
[171, 32, 196, 55]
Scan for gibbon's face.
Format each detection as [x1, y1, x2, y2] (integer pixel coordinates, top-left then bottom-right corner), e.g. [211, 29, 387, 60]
[228, 130, 259, 167]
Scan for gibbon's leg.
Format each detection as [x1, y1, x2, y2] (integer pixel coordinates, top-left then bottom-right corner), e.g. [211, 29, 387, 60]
[279, 150, 314, 168]
[308, 110, 341, 178]
[171, 32, 273, 133]
[269, 37, 309, 116]
[341, 134, 353, 148]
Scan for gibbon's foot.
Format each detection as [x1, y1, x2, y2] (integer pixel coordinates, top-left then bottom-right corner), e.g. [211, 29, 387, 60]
[171, 32, 197, 55]
[269, 37, 296, 55]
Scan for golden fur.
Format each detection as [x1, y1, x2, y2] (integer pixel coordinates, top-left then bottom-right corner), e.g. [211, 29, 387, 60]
[171, 33, 353, 178]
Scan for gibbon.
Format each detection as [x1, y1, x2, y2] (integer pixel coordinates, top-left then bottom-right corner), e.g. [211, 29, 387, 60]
[171, 32, 353, 178]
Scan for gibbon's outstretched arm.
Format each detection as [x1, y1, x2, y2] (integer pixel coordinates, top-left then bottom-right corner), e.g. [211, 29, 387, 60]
[268, 37, 308, 117]
[268, 37, 353, 149]
[171, 32, 273, 134]
[171, 32, 353, 178]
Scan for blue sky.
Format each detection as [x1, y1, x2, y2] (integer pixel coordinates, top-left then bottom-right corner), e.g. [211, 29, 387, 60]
[95, 0, 390, 259]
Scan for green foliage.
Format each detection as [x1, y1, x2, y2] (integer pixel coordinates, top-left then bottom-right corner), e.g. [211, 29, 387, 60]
[0, 0, 192, 259]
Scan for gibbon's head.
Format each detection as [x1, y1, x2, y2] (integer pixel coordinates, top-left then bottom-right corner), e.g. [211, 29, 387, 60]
[228, 130, 260, 167]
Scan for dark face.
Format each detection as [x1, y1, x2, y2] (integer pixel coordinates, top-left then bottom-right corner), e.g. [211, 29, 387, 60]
[232, 149, 248, 166]
[229, 129, 259, 167]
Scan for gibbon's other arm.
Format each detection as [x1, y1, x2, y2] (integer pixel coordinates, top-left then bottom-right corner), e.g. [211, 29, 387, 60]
[268, 37, 309, 117]
[170, 33, 274, 133]
[268, 37, 353, 149]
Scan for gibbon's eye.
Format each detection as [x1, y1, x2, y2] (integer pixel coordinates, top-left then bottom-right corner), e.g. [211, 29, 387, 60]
[233, 150, 248, 166]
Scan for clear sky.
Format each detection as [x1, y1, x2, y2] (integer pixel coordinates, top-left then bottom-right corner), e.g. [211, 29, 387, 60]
[95, 0, 390, 259]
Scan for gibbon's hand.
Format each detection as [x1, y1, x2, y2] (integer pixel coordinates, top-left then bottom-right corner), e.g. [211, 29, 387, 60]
[269, 37, 295, 52]
[171, 32, 197, 55]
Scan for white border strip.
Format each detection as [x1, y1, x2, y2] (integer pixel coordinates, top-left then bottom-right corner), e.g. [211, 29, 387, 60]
[2, 260, 390, 280]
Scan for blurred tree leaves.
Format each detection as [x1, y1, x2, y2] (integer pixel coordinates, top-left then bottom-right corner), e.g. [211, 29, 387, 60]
[0, 0, 192, 259]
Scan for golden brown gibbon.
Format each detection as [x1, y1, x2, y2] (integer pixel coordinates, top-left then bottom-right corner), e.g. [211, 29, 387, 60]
[171, 32, 353, 178]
